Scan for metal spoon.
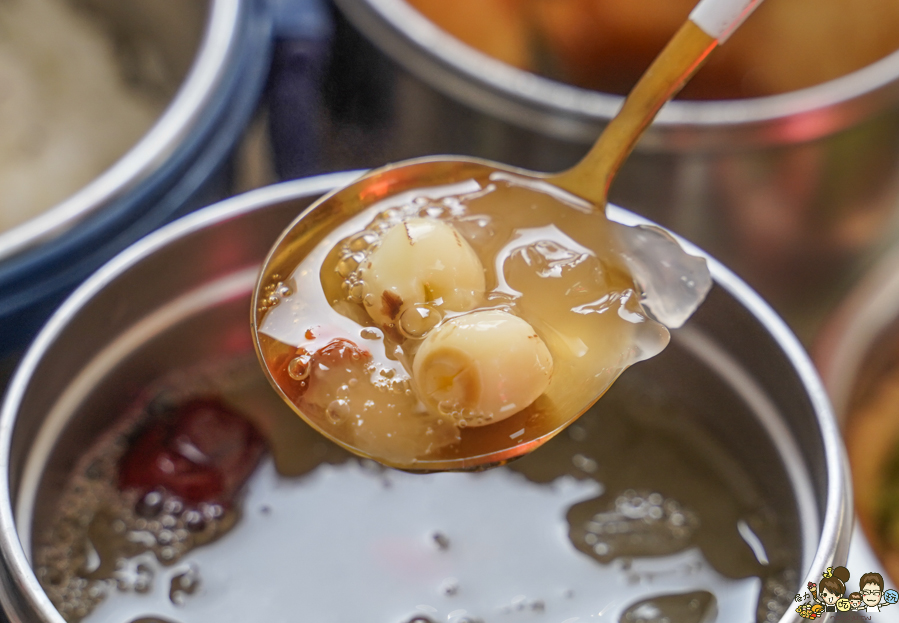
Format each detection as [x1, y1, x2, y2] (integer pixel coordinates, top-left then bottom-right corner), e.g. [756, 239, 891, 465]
[253, 0, 764, 471]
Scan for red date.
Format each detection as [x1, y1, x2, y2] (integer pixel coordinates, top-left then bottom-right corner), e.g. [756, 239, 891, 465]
[119, 398, 266, 506]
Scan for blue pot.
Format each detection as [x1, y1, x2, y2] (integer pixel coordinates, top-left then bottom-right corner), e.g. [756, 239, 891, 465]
[0, 0, 276, 354]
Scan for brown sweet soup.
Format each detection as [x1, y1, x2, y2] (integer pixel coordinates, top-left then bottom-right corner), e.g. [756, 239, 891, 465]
[406, 0, 899, 99]
[255, 173, 706, 470]
[32, 356, 799, 623]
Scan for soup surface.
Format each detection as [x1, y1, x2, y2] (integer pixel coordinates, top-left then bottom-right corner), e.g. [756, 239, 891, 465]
[405, 0, 899, 99]
[33, 356, 799, 623]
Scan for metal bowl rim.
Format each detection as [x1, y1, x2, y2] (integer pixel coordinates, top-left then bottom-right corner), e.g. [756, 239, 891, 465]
[815, 245, 899, 418]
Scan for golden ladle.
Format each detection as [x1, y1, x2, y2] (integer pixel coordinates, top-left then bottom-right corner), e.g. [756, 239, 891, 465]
[253, 0, 764, 471]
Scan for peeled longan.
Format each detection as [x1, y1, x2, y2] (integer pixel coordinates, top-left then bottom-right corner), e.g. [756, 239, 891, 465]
[412, 309, 553, 425]
[360, 218, 486, 327]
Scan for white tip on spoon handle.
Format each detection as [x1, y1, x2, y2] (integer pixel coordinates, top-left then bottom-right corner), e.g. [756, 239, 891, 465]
[690, 0, 764, 42]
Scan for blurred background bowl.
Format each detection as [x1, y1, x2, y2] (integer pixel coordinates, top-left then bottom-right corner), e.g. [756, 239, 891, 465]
[0, 0, 274, 357]
[293, 0, 899, 342]
[0, 174, 849, 622]
[816, 246, 899, 582]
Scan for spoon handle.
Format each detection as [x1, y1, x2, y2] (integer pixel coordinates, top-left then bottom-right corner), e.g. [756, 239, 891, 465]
[548, 0, 764, 207]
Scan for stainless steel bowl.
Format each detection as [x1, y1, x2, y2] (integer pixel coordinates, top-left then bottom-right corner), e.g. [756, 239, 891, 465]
[0, 0, 273, 354]
[0, 174, 850, 622]
[315, 0, 899, 339]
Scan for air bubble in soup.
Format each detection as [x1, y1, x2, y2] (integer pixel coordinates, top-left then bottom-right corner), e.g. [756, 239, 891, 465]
[255, 172, 710, 468]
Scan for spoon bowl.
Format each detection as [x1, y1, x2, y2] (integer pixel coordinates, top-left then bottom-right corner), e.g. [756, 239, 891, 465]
[252, 0, 763, 471]
[253, 157, 708, 471]
[253, 158, 602, 472]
